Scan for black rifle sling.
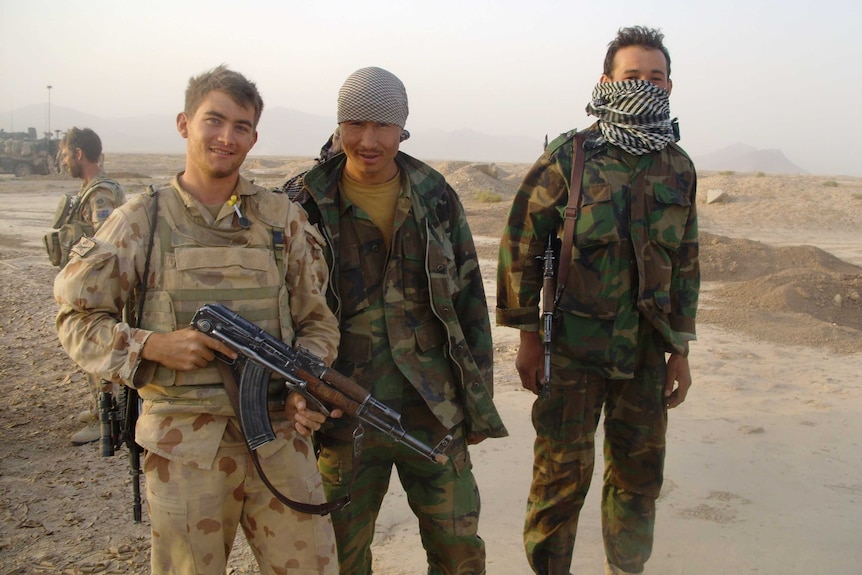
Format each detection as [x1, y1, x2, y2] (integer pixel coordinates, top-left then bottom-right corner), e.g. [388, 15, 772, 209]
[123, 185, 158, 523]
[554, 133, 587, 306]
[216, 358, 353, 516]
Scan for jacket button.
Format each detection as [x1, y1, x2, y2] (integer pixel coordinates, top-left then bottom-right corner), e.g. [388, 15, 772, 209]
[436, 264, 445, 272]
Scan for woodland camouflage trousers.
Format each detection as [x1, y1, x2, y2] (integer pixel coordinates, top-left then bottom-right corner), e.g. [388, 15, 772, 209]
[317, 400, 485, 575]
[525, 344, 668, 575]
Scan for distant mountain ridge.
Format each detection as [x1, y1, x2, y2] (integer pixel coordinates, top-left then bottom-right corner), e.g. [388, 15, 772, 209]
[4, 104, 806, 173]
[695, 143, 805, 174]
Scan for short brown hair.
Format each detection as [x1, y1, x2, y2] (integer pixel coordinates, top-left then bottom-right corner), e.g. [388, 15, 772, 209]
[184, 65, 264, 127]
[604, 26, 672, 79]
[61, 127, 102, 162]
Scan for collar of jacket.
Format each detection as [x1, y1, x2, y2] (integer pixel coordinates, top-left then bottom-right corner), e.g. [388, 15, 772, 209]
[302, 151, 451, 223]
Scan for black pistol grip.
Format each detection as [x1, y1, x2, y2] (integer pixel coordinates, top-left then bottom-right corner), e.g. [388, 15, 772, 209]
[238, 361, 276, 450]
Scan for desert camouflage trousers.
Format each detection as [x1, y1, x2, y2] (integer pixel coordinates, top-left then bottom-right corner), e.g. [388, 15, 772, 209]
[525, 338, 668, 575]
[144, 419, 337, 575]
[317, 395, 485, 575]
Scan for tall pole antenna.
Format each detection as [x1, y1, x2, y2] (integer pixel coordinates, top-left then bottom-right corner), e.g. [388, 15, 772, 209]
[46, 85, 53, 138]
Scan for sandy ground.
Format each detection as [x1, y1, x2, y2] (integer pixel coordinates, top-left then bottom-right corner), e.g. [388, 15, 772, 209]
[1, 154, 860, 574]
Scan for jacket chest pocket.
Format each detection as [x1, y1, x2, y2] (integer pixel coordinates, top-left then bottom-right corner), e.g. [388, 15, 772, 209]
[575, 183, 622, 248]
[401, 249, 432, 304]
[337, 238, 383, 315]
[648, 183, 691, 250]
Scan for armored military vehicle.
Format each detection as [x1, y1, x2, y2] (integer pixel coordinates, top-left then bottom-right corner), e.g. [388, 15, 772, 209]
[0, 127, 60, 176]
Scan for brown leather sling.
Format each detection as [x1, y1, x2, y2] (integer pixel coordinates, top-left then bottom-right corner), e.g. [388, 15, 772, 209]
[554, 132, 587, 305]
[217, 361, 353, 515]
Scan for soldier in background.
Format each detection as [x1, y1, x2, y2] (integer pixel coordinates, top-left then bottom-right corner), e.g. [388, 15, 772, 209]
[277, 131, 342, 199]
[53, 65, 339, 574]
[53, 127, 126, 445]
[496, 26, 699, 575]
[293, 66, 507, 575]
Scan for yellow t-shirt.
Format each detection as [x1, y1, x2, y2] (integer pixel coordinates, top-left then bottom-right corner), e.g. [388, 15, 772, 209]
[340, 171, 400, 249]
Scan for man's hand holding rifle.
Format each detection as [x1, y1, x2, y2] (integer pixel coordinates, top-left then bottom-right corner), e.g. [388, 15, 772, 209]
[190, 303, 452, 465]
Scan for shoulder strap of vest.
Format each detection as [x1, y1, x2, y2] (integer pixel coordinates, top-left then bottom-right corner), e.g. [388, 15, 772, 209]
[546, 129, 577, 155]
[250, 188, 288, 280]
[74, 177, 123, 218]
[271, 226, 285, 280]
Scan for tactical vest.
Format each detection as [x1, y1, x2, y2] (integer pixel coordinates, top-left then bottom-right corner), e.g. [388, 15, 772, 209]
[44, 177, 124, 267]
[136, 185, 291, 410]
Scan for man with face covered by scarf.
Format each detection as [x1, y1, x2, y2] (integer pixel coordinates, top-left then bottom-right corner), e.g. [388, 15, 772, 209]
[496, 27, 698, 575]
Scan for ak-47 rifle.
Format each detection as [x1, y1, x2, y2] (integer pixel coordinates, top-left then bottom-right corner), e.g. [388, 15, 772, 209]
[99, 384, 123, 457]
[190, 303, 452, 465]
[540, 235, 558, 398]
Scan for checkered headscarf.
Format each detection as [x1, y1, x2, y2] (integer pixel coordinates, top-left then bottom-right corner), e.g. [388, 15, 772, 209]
[585, 80, 678, 155]
[337, 67, 409, 128]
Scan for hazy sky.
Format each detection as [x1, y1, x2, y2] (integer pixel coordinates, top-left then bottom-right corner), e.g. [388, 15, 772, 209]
[2, 0, 860, 175]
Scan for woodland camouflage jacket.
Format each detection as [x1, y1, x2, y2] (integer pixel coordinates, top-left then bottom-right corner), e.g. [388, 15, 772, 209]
[298, 152, 507, 443]
[497, 123, 699, 379]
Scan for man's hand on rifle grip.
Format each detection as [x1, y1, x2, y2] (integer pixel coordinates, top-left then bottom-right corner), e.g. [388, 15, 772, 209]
[142, 327, 238, 371]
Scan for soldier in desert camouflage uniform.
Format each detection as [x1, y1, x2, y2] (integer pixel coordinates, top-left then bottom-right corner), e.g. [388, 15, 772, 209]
[54, 66, 339, 575]
[496, 27, 699, 575]
[51, 127, 126, 445]
[293, 66, 508, 575]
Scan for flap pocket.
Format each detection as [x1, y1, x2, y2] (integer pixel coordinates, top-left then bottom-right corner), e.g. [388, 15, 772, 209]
[415, 317, 447, 353]
[582, 183, 612, 205]
[43, 231, 62, 267]
[653, 183, 691, 207]
[175, 247, 271, 271]
[338, 331, 372, 364]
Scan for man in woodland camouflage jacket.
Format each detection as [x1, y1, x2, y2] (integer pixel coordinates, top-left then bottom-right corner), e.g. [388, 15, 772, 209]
[497, 26, 699, 575]
[294, 66, 507, 575]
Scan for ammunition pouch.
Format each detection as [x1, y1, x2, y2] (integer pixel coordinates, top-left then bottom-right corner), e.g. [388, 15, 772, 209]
[43, 231, 62, 267]
[44, 193, 92, 267]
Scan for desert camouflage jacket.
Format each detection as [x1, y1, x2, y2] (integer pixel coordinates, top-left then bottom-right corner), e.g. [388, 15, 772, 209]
[497, 123, 699, 379]
[54, 175, 339, 468]
[298, 152, 507, 443]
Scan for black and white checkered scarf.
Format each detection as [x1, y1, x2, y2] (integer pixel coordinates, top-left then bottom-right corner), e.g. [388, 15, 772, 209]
[585, 80, 678, 155]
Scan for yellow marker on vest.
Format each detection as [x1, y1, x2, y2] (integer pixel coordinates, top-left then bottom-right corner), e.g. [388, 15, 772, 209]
[228, 195, 250, 229]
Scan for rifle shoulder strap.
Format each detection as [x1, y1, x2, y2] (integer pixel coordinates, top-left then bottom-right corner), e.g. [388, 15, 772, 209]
[120, 184, 157, 524]
[554, 132, 587, 304]
[216, 360, 351, 516]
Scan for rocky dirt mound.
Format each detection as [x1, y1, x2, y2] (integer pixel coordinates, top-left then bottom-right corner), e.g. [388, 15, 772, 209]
[699, 231, 862, 281]
[699, 232, 862, 354]
[432, 161, 523, 201]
